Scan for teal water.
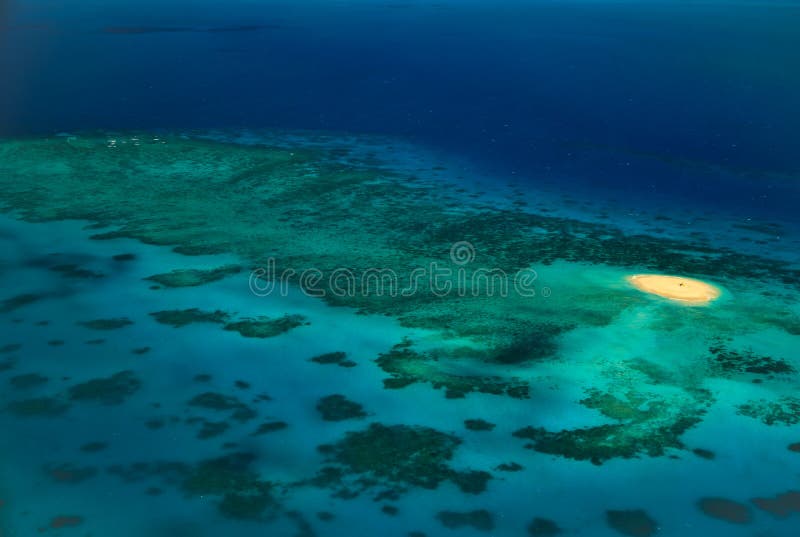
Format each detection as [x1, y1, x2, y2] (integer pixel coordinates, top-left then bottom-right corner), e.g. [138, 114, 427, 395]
[1, 1, 800, 536]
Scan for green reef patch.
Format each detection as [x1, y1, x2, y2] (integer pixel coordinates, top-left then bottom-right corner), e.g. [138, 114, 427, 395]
[181, 452, 279, 520]
[187, 391, 257, 422]
[1, 292, 43, 312]
[528, 517, 563, 536]
[313, 423, 491, 498]
[737, 397, 800, 426]
[1, 132, 799, 408]
[223, 314, 308, 338]
[606, 509, 658, 537]
[436, 509, 495, 532]
[708, 339, 795, 377]
[514, 386, 712, 465]
[77, 317, 134, 330]
[316, 394, 367, 421]
[376, 340, 530, 399]
[68, 371, 142, 405]
[310, 351, 356, 367]
[145, 265, 241, 287]
[7, 396, 70, 417]
[9, 373, 49, 389]
[150, 308, 230, 328]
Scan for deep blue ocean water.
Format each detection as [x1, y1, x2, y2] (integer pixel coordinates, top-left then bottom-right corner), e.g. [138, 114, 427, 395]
[2, 2, 800, 537]
[2, 0, 799, 218]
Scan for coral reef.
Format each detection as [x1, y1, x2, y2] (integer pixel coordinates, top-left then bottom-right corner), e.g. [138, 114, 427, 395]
[316, 394, 367, 421]
[145, 265, 241, 287]
[69, 371, 141, 405]
[436, 510, 494, 531]
[697, 497, 752, 524]
[605, 509, 658, 537]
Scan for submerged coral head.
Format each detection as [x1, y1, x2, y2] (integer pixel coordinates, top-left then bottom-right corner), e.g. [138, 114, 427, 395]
[627, 274, 721, 304]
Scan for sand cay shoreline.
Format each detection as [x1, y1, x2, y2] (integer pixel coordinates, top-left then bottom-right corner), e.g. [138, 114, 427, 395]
[627, 274, 721, 304]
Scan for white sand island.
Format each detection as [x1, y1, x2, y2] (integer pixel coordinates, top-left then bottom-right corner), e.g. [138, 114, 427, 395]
[627, 274, 721, 304]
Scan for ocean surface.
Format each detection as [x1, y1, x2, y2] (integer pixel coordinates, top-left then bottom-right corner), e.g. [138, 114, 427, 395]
[1, 1, 799, 536]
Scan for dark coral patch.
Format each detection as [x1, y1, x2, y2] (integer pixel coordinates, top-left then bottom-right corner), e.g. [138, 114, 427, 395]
[145, 265, 241, 287]
[7, 396, 69, 416]
[68, 371, 141, 404]
[751, 491, 800, 518]
[187, 392, 256, 422]
[495, 462, 523, 472]
[436, 510, 494, 532]
[692, 448, 716, 460]
[49, 515, 84, 529]
[49, 263, 104, 279]
[77, 318, 133, 330]
[45, 463, 97, 484]
[132, 346, 151, 355]
[80, 442, 108, 453]
[112, 253, 136, 261]
[317, 394, 367, 421]
[1, 293, 43, 312]
[606, 509, 658, 537]
[0, 343, 22, 354]
[251, 421, 288, 436]
[697, 497, 752, 524]
[528, 517, 562, 536]
[737, 397, 800, 426]
[181, 452, 278, 520]
[789, 442, 800, 453]
[9, 373, 48, 389]
[377, 341, 529, 399]
[223, 314, 307, 338]
[709, 340, 795, 376]
[465, 419, 495, 431]
[150, 308, 230, 328]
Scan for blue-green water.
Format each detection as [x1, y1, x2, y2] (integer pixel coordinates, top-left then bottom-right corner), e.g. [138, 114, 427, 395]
[1, 2, 799, 536]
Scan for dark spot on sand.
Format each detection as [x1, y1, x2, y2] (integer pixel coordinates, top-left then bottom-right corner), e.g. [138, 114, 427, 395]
[317, 511, 335, 521]
[0, 343, 22, 354]
[194, 374, 212, 383]
[146, 486, 163, 496]
[697, 497, 752, 524]
[48, 339, 65, 346]
[132, 346, 151, 355]
[234, 380, 250, 390]
[85, 338, 105, 345]
[789, 442, 800, 453]
[112, 253, 136, 261]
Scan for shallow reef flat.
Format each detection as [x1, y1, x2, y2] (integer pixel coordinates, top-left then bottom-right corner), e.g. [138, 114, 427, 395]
[0, 132, 799, 537]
